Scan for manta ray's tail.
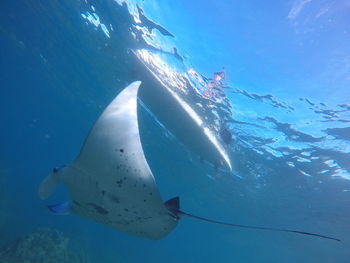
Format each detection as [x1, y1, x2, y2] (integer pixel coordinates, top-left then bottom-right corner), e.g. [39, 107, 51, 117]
[164, 197, 341, 242]
[38, 165, 65, 200]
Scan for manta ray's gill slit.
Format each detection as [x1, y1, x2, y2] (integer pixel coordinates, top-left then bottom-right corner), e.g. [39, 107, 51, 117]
[87, 203, 109, 215]
[73, 200, 81, 206]
[107, 194, 119, 203]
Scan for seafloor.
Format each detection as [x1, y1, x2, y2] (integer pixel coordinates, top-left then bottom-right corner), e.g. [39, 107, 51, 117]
[0, 228, 91, 263]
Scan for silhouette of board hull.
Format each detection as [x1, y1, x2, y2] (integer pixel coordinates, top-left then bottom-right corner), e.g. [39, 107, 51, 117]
[130, 49, 232, 171]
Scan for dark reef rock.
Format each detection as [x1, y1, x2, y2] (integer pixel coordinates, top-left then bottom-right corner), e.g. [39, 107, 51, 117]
[0, 228, 91, 263]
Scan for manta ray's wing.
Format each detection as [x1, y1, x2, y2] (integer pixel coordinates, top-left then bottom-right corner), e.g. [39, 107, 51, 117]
[60, 81, 178, 239]
[75, 81, 151, 179]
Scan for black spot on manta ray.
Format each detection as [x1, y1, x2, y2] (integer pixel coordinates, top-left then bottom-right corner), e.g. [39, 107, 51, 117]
[87, 203, 109, 215]
[116, 179, 123, 187]
[120, 149, 124, 153]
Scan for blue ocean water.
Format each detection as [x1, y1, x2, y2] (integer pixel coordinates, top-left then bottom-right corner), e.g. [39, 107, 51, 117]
[1, 0, 349, 262]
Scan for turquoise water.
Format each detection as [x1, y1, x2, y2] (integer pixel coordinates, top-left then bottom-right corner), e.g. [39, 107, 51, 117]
[1, 0, 349, 262]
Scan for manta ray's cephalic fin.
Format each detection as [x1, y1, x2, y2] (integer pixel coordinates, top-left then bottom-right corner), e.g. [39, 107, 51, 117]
[47, 201, 71, 215]
[38, 165, 66, 200]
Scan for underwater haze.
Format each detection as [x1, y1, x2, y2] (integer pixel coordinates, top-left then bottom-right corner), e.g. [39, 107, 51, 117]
[1, 0, 350, 262]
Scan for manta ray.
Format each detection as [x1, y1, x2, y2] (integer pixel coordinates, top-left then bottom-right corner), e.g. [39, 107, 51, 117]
[38, 81, 340, 242]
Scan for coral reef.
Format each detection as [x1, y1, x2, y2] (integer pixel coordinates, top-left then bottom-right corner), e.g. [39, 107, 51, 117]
[0, 228, 91, 263]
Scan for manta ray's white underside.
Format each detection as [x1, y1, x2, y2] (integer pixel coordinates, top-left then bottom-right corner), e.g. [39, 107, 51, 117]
[39, 81, 178, 239]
